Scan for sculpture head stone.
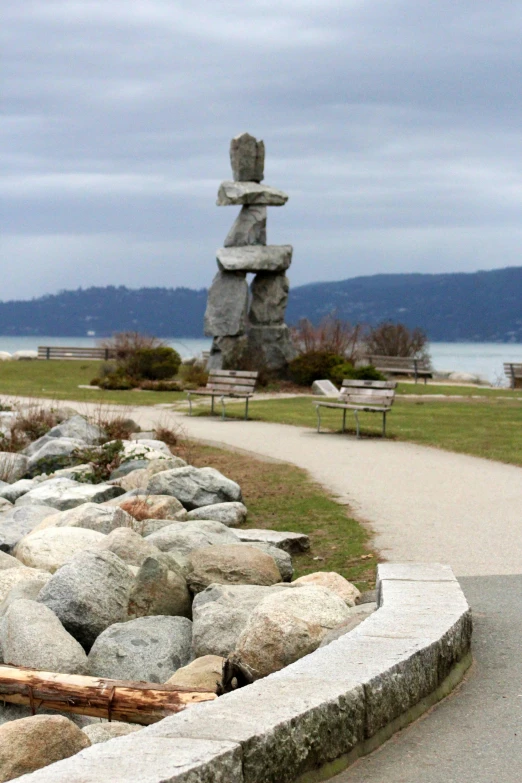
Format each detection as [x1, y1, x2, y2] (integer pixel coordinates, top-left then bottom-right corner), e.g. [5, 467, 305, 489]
[230, 132, 265, 183]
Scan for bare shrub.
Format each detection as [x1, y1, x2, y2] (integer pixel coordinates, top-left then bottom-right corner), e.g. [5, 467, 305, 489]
[291, 316, 362, 363]
[119, 498, 167, 522]
[0, 452, 23, 482]
[98, 331, 166, 361]
[177, 363, 209, 389]
[83, 403, 137, 443]
[365, 322, 429, 359]
[13, 403, 59, 442]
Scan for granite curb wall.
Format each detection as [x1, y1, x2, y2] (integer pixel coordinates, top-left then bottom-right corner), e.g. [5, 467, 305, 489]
[17, 563, 472, 783]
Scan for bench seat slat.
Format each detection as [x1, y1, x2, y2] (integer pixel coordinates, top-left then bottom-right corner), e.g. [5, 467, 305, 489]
[208, 370, 258, 379]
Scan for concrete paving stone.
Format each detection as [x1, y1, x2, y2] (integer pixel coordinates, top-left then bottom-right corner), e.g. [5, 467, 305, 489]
[14, 736, 243, 783]
[377, 563, 457, 582]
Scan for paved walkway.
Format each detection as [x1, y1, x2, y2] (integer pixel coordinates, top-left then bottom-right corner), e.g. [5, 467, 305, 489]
[129, 407, 522, 782]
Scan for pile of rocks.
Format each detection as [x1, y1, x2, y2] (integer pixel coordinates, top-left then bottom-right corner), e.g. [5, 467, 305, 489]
[204, 132, 296, 372]
[0, 408, 372, 780]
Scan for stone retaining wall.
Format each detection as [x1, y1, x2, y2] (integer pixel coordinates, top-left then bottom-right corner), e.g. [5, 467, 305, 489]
[18, 563, 472, 783]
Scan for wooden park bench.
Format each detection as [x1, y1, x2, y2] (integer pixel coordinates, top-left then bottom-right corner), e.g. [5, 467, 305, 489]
[314, 379, 397, 438]
[187, 369, 258, 420]
[38, 346, 116, 360]
[364, 355, 432, 384]
[504, 362, 522, 389]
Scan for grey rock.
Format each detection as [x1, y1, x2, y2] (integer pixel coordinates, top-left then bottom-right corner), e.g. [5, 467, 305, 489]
[145, 520, 239, 556]
[204, 270, 248, 338]
[192, 583, 289, 657]
[82, 722, 142, 745]
[87, 615, 193, 683]
[131, 430, 156, 440]
[0, 478, 37, 503]
[38, 549, 134, 651]
[246, 324, 297, 371]
[0, 599, 88, 673]
[249, 273, 289, 325]
[147, 466, 241, 509]
[186, 502, 247, 527]
[235, 528, 310, 554]
[27, 437, 86, 471]
[16, 479, 125, 511]
[15, 526, 107, 573]
[217, 245, 292, 274]
[319, 603, 377, 647]
[46, 414, 105, 444]
[109, 458, 150, 479]
[358, 588, 378, 604]
[0, 504, 56, 552]
[128, 556, 191, 619]
[0, 498, 13, 517]
[48, 463, 92, 481]
[235, 585, 352, 676]
[241, 542, 293, 581]
[230, 132, 265, 182]
[187, 544, 281, 594]
[0, 551, 23, 570]
[0, 480, 7, 491]
[0, 566, 51, 603]
[0, 575, 51, 616]
[94, 527, 182, 573]
[224, 205, 267, 247]
[217, 180, 288, 206]
[0, 452, 29, 483]
[311, 379, 339, 396]
[41, 502, 135, 535]
[0, 702, 96, 729]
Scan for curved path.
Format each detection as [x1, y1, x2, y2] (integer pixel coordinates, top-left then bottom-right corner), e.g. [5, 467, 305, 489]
[134, 408, 522, 783]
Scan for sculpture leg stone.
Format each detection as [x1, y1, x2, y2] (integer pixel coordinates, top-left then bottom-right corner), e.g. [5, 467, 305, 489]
[208, 335, 249, 371]
[204, 271, 248, 337]
[224, 206, 267, 248]
[246, 325, 296, 373]
[249, 273, 289, 325]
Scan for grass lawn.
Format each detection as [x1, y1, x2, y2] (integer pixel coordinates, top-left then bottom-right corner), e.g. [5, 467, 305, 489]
[0, 360, 185, 406]
[181, 441, 378, 591]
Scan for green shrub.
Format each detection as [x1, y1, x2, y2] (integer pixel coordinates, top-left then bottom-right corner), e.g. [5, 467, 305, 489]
[98, 373, 135, 391]
[288, 351, 344, 387]
[139, 380, 182, 392]
[125, 346, 181, 381]
[329, 362, 386, 384]
[178, 363, 209, 389]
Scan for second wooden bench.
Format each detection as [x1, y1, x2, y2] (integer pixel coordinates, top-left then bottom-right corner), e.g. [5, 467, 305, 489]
[187, 369, 258, 420]
[314, 379, 397, 438]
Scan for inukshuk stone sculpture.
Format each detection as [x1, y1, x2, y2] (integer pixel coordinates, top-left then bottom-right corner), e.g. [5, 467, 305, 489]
[204, 133, 296, 372]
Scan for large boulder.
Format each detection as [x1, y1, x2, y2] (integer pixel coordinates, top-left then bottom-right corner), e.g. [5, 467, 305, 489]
[38, 550, 134, 651]
[0, 478, 38, 504]
[249, 272, 289, 325]
[109, 459, 150, 480]
[33, 503, 135, 535]
[87, 616, 193, 683]
[241, 541, 293, 582]
[128, 556, 191, 619]
[235, 585, 352, 676]
[147, 466, 241, 509]
[291, 571, 361, 607]
[0, 498, 12, 518]
[186, 502, 247, 527]
[0, 714, 90, 781]
[118, 494, 187, 523]
[16, 479, 125, 511]
[0, 452, 29, 483]
[204, 270, 249, 337]
[45, 414, 105, 444]
[0, 504, 56, 552]
[93, 527, 183, 575]
[14, 527, 106, 573]
[0, 573, 52, 616]
[145, 519, 239, 557]
[188, 544, 281, 594]
[166, 655, 224, 693]
[82, 722, 142, 745]
[0, 551, 23, 570]
[0, 599, 88, 674]
[192, 583, 289, 658]
[0, 566, 50, 603]
[27, 438, 87, 473]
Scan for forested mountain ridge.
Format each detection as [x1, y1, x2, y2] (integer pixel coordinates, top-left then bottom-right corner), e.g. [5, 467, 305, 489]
[1, 267, 521, 342]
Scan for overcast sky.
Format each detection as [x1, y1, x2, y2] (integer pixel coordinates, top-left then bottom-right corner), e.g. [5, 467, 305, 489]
[3, 0, 522, 301]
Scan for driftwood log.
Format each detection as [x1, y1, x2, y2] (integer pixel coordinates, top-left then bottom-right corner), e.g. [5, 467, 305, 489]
[0, 665, 216, 725]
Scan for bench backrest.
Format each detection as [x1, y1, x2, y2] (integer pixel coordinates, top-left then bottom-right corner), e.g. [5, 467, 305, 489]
[364, 355, 430, 372]
[504, 362, 522, 375]
[38, 346, 116, 360]
[339, 379, 397, 407]
[205, 369, 258, 395]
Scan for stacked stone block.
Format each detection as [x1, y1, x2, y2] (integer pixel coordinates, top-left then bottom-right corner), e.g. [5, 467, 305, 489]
[204, 133, 296, 372]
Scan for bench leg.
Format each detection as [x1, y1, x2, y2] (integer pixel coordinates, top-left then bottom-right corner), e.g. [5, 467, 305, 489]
[211, 396, 215, 415]
[354, 410, 360, 439]
[221, 396, 226, 421]
[342, 408, 347, 433]
[187, 393, 193, 416]
[316, 406, 322, 433]
[245, 397, 249, 421]
[383, 411, 387, 438]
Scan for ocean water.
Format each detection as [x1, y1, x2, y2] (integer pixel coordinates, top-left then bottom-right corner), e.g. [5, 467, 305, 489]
[0, 336, 521, 385]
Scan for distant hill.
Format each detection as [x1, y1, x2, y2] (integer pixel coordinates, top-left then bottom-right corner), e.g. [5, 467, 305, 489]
[0, 267, 521, 342]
